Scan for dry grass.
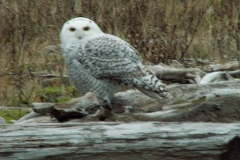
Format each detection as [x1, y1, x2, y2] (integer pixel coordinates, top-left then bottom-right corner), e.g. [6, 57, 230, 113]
[0, 0, 239, 106]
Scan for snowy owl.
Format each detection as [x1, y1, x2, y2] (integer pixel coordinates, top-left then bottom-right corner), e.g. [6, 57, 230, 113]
[60, 17, 171, 102]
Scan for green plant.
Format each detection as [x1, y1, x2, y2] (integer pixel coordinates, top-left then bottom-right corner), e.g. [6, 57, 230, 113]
[0, 110, 29, 124]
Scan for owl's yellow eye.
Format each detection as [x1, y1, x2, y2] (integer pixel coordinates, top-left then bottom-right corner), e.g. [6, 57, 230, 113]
[69, 27, 76, 32]
[83, 26, 90, 31]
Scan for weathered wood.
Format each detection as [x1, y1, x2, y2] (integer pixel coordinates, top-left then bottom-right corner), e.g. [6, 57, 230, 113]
[200, 71, 235, 84]
[112, 80, 240, 110]
[147, 65, 206, 83]
[13, 80, 240, 123]
[209, 61, 240, 71]
[0, 122, 240, 160]
[134, 95, 240, 122]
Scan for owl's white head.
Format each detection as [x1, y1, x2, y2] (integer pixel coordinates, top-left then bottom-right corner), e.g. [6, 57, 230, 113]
[60, 17, 103, 49]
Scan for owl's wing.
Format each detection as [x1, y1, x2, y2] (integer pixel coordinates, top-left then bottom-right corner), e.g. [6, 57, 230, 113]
[83, 34, 141, 62]
[78, 54, 145, 79]
[78, 34, 145, 79]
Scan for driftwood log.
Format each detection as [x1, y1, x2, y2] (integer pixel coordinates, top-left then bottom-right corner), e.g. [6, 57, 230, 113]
[1, 63, 240, 159]
[0, 122, 240, 160]
[13, 80, 240, 124]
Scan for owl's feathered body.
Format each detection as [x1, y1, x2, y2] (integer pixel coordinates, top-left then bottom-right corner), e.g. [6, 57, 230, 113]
[60, 17, 171, 101]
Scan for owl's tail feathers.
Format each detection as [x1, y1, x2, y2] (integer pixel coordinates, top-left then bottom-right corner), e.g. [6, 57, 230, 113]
[136, 87, 172, 101]
[134, 70, 172, 100]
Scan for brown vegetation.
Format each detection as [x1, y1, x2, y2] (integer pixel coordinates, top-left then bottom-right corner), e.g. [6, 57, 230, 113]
[0, 0, 239, 106]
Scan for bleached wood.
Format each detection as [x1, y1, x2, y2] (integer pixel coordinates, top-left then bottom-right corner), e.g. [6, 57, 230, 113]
[147, 65, 206, 83]
[112, 80, 240, 109]
[0, 122, 240, 160]
[13, 80, 240, 123]
[200, 71, 235, 84]
[209, 61, 240, 71]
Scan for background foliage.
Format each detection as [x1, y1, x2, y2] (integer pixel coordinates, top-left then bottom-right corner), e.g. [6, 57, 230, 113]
[0, 0, 239, 106]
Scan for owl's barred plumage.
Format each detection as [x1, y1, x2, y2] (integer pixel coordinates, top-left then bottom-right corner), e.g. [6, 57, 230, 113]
[60, 17, 171, 101]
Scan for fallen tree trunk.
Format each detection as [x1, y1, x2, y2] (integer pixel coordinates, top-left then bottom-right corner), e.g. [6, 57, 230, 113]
[0, 122, 240, 160]
[113, 80, 240, 110]
[11, 80, 240, 124]
[147, 65, 205, 83]
[209, 61, 240, 71]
